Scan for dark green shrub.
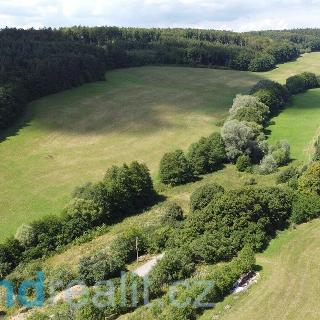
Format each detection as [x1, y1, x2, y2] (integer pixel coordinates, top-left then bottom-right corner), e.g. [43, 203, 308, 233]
[160, 202, 184, 226]
[300, 72, 318, 89]
[29, 215, 62, 254]
[291, 193, 320, 224]
[248, 53, 276, 72]
[104, 162, 157, 217]
[276, 166, 300, 184]
[149, 249, 195, 295]
[286, 74, 306, 94]
[187, 187, 294, 260]
[59, 199, 103, 243]
[110, 228, 148, 263]
[298, 161, 320, 196]
[147, 226, 175, 253]
[190, 183, 225, 212]
[79, 251, 126, 285]
[187, 133, 226, 175]
[159, 149, 194, 185]
[236, 154, 251, 172]
[251, 79, 290, 113]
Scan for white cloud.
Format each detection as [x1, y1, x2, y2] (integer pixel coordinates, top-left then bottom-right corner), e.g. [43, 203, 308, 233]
[0, 0, 319, 30]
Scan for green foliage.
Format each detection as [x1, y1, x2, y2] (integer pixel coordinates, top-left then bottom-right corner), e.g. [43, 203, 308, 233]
[147, 226, 175, 254]
[285, 72, 318, 95]
[150, 246, 255, 319]
[259, 155, 278, 174]
[14, 224, 36, 248]
[190, 183, 225, 212]
[59, 199, 103, 242]
[298, 161, 320, 196]
[149, 249, 195, 295]
[182, 187, 293, 263]
[159, 150, 194, 186]
[276, 166, 300, 185]
[291, 193, 320, 224]
[160, 202, 184, 226]
[229, 95, 270, 125]
[0, 162, 156, 277]
[270, 140, 291, 166]
[0, 238, 23, 277]
[251, 79, 290, 114]
[248, 53, 276, 72]
[313, 136, 320, 161]
[221, 120, 255, 162]
[45, 264, 77, 291]
[300, 72, 319, 89]
[79, 250, 126, 286]
[236, 155, 251, 172]
[286, 74, 306, 94]
[110, 228, 148, 263]
[75, 303, 105, 320]
[187, 133, 226, 175]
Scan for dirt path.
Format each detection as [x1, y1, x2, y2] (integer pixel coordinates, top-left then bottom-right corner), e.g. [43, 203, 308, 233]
[133, 254, 164, 277]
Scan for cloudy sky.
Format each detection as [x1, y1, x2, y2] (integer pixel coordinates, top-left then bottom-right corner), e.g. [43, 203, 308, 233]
[0, 0, 320, 31]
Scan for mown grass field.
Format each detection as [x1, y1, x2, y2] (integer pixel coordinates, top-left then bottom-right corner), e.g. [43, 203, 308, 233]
[268, 89, 320, 162]
[1, 52, 320, 241]
[200, 219, 320, 320]
[0, 67, 260, 241]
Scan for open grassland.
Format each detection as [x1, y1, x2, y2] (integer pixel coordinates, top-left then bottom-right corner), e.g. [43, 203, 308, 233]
[263, 52, 320, 83]
[200, 219, 320, 320]
[1, 52, 320, 241]
[268, 89, 320, 162]
[0, 67, 260, 241]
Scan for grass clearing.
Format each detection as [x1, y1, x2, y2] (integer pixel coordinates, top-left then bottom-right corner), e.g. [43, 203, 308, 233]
[0, 66, 260, 241]
[1, 52, 320, 240]
[268, 89, 320, 162]
[200, 219, 320, 320]
[263, 52, 320, 83]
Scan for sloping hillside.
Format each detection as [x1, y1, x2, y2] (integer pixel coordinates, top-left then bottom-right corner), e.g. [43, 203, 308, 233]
[200, 219, 320, 320]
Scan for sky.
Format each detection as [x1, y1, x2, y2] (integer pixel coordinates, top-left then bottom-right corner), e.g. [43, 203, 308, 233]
[0, 0, 320, 31]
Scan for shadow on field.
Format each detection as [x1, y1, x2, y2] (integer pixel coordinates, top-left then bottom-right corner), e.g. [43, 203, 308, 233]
[0, 110, 32, 143]
[0, 67, 264, 139]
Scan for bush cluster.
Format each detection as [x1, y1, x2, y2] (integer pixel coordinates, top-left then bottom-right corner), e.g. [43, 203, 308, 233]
[236, 154, 252, 172]
[190, 183, 225, 212]
[0, 162, 157, 277]
[291, 193, 320, 224]
[79, 251, 125, 286]
[250, 79, 291, 114]
[298, 161, 320, 196]
[159, 133, 226, 186]
[149, 246, 256, 319]
[286, 72, 319, 94]
[187, 133, 226, 175]
[175, 187, 294, 264]
[258, 140, 291, 174]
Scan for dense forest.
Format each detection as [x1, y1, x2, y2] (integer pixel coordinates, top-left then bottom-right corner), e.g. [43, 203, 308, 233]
[2, 27, 320, 131]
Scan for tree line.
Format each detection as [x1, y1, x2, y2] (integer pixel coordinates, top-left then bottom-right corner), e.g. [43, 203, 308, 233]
[0, 26, 307, 131]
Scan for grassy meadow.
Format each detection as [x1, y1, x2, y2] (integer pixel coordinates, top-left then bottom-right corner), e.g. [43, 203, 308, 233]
[0, 67, 260, 240]
[200, 219, 320, 320]
[268, 89, 320, 162]
[1, 52, 320, 240]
